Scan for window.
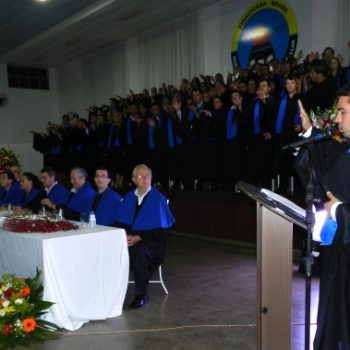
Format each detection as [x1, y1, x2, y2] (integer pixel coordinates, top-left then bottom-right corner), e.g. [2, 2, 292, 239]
[7, 65, 49, 90]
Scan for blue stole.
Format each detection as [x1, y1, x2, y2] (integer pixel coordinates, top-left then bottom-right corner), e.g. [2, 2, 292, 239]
[126, 117, 133, 145]
[107, 125, 113, 149]
[51, 145, 61, 155]
[188, 103, 206, 123]
[21, 188, 41, 208]
[167, 118, 182, 148]
[116, 187, 175, 231]
[148, 115, 162, 149]
[167, 118, 175, 149]
[95, 188, 122, 226]
[148, 124, 156, 149]
[293, 109, 301, 125]
[48, 183, 69, 206]
[114, 134, 120, 147]
[226, 108, 238, 141]
[253, 101, 261, 135]
[275, 97, 288, 134]
[0, 182, 24, 206]
[107, 125, 120, 149]
[346, 66, 350, 83]
[188, 110, 194, 122]
[67, 182, 95, 215]
[320, 218, 338, 246]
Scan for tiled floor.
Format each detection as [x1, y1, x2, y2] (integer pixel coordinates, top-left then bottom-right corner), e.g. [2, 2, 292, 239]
[21, 233, 320, 350]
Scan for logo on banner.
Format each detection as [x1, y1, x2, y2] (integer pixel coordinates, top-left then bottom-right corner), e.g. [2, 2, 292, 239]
[231, 0, 298, 69]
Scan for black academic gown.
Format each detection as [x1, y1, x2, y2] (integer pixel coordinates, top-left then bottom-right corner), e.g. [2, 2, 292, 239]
[115, 188, 175, 296]
[295, 138, 350, 350]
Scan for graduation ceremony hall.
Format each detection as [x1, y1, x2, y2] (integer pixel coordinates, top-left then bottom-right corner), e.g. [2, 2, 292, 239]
[0, 0, 349, 350]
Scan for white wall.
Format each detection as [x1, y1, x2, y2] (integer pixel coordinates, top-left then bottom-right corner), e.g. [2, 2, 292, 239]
[0, 64, 59, 174]
[56, 59, 86, 117]
[199, 4, 222, 76]
[310, 0, 337, 53]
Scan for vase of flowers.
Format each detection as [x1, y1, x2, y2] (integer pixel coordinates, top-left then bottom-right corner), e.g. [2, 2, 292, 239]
[0, 148, 19, 171]
[0, 271, 59, 349]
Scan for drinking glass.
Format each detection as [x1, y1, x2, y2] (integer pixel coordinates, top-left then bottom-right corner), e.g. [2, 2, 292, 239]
[80, 213, 89, 228]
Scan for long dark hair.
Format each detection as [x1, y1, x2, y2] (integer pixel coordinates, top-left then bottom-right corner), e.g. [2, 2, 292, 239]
[22, 172, 42, 189]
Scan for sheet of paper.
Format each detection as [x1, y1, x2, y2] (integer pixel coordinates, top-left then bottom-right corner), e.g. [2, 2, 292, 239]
[260, 188, 306, 218]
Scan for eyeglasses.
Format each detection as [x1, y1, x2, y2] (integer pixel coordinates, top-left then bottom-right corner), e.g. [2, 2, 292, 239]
[134, 174, 151, 180]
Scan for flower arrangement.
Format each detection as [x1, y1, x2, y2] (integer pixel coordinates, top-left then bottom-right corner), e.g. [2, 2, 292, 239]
[0, 148, 19, 171]
[0, 271, 59, 349]
[2, 217, 78, 233]
[309, 105, 347, 143]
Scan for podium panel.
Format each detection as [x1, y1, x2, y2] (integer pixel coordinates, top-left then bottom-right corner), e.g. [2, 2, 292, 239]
[257, 204, 293, 350]
[236, 181, 306, 350]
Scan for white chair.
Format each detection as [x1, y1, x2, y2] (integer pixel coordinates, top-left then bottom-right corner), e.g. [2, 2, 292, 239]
[128, 265, 169, 294]
[149, 265, 168, 294]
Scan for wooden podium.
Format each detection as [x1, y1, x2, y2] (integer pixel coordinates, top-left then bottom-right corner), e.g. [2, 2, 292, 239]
[237, 181, 307, 350]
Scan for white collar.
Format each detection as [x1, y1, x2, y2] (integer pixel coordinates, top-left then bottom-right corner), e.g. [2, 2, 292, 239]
[134, 186, 151, 205]
[45, 181, 58, 194]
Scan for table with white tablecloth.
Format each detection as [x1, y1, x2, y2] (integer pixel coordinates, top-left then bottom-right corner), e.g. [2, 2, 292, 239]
[0, 225, 129, 331]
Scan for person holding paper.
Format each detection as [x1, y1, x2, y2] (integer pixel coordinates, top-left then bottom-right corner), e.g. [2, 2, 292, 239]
[297, 84, 350, 350]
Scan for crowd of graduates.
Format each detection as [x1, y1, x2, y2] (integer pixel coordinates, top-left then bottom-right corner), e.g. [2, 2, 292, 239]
[32, 46, 350, 193]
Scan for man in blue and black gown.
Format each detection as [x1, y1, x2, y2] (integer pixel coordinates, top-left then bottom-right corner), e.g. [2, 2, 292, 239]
[115, 164, 175, 309]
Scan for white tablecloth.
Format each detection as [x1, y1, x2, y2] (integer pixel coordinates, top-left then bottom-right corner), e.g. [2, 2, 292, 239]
[0, 225, 129, 331]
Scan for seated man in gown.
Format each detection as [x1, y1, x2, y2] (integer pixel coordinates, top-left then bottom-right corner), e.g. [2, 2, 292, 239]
[0, 171, 24, 206]
[115, 164, 175, 309]
[91, 166, 122, 226]
[39, 166, 69, 210]
[60, 167, 95, 221]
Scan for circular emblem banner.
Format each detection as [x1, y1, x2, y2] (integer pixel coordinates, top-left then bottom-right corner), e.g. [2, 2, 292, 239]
[231, 0, 298, 69]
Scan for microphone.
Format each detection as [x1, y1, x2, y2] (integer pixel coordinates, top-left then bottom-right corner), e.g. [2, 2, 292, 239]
[282, 129, 334, 150]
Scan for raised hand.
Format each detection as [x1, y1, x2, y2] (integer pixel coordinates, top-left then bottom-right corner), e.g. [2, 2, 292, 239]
[298, 99, 312, 132]
[324, 191, 340, 217]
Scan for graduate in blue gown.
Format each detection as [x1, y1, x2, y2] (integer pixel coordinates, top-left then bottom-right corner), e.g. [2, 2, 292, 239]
[0, 171, 24, 206]
[13, 172, 46, 214]
[61, 167, 95, 221]
[91, 167, 122, 226]
[39, 167, 69, 210]
[115, 164, 175, 309]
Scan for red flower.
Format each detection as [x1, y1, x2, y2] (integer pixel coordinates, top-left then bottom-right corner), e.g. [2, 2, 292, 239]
[2, 324, 13, 336]
[3, 288, 13, 298]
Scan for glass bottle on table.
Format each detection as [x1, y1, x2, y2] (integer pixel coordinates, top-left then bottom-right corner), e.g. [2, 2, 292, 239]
[89, 211, 96, 228]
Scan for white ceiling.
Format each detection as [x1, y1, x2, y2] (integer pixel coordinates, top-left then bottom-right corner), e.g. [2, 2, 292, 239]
[0, 0, 222, 68]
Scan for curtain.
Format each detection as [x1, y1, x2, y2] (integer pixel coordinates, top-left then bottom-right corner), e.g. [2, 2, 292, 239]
[137, 12, 202, 90]
[335, 0, 350, 65]
[82, 44, 126, 107]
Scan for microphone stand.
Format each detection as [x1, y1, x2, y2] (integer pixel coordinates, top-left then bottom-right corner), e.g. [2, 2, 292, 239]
[304, 152, 315, 350]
